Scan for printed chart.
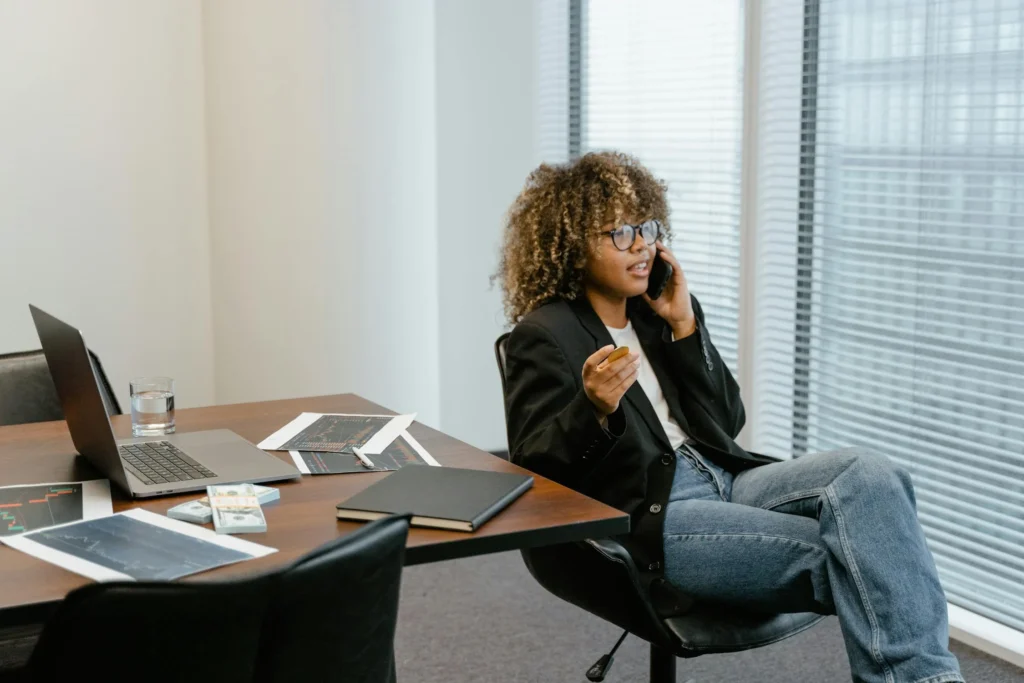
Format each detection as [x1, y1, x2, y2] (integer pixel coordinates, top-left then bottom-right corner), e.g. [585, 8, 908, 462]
[0, 481, 111, 536]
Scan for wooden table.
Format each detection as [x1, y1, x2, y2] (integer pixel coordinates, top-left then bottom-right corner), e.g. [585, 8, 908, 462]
[0, 394, 628, 627]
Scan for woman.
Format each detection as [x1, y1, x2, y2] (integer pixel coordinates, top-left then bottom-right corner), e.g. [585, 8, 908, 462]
[498, 151, 963, 683]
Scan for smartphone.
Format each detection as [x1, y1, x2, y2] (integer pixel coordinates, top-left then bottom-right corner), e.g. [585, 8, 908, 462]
[646, 253, 673, 299]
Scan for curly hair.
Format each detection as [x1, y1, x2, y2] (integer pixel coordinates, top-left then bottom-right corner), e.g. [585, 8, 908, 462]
[497, 151, 671, 324]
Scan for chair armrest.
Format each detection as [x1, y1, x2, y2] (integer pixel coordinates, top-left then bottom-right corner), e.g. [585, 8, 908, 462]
[581, 538, 686, 644]
[584, 538, 646, 598]
[586, 538, 695, 620]
[521, 539, 678, 647]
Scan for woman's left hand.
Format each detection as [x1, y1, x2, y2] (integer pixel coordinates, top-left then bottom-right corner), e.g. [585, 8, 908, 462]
[643, 243, 696, 339]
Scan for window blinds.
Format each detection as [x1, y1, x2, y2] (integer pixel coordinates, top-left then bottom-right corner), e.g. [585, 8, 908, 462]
[536, 0, 570, 165]
[575, 0, 746, 372]
[757, 0, 1024, 631]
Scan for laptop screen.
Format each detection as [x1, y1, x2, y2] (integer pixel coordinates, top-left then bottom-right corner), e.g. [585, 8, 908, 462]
[29, 305, 130, 493]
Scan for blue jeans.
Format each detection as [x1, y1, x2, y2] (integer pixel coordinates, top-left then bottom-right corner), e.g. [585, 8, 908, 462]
[662, 444, 964, 683]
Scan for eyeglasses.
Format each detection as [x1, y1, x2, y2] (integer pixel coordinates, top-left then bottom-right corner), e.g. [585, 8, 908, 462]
[601, 219, 662, 251]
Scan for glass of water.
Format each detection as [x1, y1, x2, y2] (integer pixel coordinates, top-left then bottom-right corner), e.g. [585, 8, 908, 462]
[130, 377, 176, 437]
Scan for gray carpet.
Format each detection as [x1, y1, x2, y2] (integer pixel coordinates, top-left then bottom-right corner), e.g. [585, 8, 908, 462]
[2, 551, 1020, 681]
[394, 551, 1024, 683]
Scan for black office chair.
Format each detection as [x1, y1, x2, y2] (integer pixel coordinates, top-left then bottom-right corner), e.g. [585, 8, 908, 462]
[7, 514, 411, 683]
[0, 349, 121, 426]
[495, 333, 824, 683]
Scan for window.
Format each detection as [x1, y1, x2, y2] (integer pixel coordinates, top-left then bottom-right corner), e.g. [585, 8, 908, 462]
[567, 0, 746, 373]
[545, 0, 1024, 637]
[759, 0, 1024, 632]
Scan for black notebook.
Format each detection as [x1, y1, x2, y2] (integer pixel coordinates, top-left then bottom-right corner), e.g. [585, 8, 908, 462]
[335, 466, 533, 532]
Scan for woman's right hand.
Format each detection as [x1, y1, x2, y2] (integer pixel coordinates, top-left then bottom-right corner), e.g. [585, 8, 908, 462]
[582, 345, 641, 418]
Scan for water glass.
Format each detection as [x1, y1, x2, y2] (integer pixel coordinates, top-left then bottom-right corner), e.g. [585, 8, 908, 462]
[130, 377, 176, 437]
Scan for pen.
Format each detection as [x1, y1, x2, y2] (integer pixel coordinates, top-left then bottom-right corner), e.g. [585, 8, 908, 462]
[352, 447, 375, 469]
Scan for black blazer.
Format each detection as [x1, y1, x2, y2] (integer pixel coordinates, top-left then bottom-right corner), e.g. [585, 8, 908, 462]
[503, 294, 776, 573]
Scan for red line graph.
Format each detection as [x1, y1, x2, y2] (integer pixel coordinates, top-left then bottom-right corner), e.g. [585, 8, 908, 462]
[0, 486, 81, 535]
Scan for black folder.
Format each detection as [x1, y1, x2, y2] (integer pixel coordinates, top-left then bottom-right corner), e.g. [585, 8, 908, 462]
[335, 466, 533, 532]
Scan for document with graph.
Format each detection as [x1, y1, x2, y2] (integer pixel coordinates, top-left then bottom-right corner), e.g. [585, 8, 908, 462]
[2, 508, 275, 582]
[258, 412, 416, 454]
[0, 480, 112, 537]
[288, 430, 440, 475]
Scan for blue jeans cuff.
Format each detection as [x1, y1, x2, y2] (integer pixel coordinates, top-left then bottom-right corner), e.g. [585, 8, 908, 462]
[911, 673, 964, 683]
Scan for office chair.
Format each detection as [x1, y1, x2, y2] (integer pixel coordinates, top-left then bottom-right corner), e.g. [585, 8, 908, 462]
[0, 349, 121, 426]
[8, 514, 411, 683]
[495, 333, 824, 683]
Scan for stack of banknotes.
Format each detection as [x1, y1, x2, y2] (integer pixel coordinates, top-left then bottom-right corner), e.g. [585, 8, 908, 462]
[166, 484, 278, 533]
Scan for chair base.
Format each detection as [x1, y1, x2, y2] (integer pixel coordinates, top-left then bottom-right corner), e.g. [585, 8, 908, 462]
[650, 643, 675, 683]
[649, 643, 698, 683]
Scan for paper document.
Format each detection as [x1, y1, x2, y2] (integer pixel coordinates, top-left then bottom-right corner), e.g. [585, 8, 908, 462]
[2, 508, 276, 582]
[289, 430, 440, 475]
[0, 480, 112, 537]
[258, 412, 416, 454]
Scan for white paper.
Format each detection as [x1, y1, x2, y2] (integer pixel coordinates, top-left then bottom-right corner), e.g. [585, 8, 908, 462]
[81, 479, 113, 519]
[119, 509, 276, 556]
[0, 480, 112, 535]
[2, 508, 276, 583]
[361, 414, 416, 454]
[287, 430, 438, 475]
[258, 412, 320, 450]
[286, 449, 377, 474]
[258, 412, 416, 454]
[399, 431, 440, 467]
[4, 532, 128, 582]
[288, 450, 311, 474]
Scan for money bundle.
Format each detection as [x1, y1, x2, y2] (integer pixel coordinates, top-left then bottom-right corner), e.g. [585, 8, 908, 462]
[167, 485, 278, 525]
[207, 483, 267, 534]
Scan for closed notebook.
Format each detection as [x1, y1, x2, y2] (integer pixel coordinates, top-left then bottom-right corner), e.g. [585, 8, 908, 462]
[335, 466, 533, 532]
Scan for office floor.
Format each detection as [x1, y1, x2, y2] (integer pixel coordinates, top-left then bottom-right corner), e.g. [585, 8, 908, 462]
[395, 551, 1024, 683]
[1, 551, 1020, 681]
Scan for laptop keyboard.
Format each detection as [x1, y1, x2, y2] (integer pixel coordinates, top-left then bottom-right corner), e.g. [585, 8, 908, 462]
[119, 441, 217, 486]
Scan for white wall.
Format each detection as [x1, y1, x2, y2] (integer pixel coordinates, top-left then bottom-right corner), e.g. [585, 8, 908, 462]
[202, 0, 441, 426]
[0, 0, 215, 410]
[435, 1, 540, 451]
[0, 0, 537, 445]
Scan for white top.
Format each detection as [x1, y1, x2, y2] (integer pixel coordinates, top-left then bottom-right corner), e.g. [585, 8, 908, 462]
[605, 320, 688, 449]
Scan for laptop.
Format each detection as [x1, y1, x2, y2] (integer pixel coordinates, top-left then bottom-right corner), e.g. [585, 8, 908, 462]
[30, 305, 300, 498]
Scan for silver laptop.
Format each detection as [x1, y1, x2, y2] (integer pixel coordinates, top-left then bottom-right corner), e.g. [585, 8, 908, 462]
[30, 305, 300, 498]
